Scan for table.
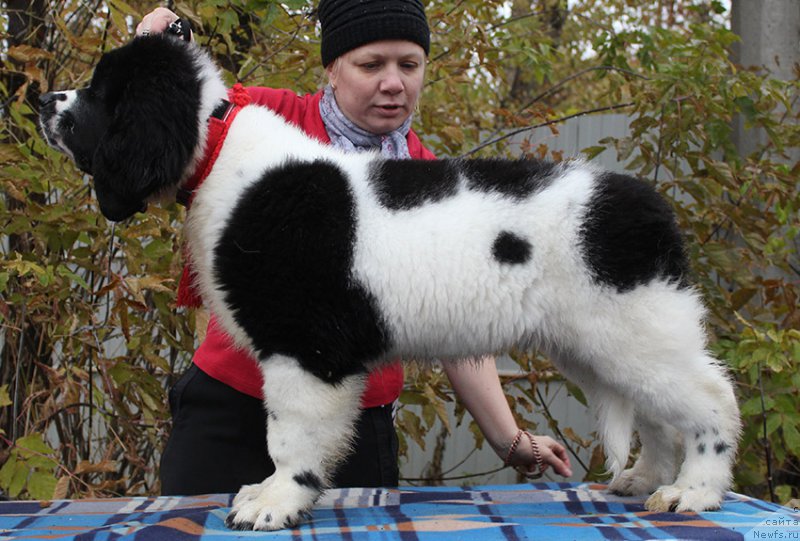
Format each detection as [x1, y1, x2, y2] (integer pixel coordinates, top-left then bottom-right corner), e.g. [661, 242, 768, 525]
[1, 482, 798, 540]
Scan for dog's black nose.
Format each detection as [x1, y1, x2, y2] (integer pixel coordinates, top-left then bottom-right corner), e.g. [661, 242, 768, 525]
[39, 92, 66, 107]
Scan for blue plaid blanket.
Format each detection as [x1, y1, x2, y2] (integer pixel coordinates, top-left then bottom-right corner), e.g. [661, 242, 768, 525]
[1, 483, 797, 540]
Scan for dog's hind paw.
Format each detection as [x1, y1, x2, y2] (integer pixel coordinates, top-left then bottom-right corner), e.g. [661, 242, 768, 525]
[609, 469, 665, 496]
[645, 484, 723, 513]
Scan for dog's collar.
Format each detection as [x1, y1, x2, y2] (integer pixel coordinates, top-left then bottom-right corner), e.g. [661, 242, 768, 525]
[175, 99, 233, 206]
[176, 84, 251, 208]
[176, 84, 251, 308]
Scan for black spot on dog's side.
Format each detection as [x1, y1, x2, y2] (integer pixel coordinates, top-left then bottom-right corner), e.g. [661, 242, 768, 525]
[697, 443, 706, 455]
[492, 231, 532, 265]
[460, 158, 558, 200]
[215, 160, 390, 383]
[293, 471, 324, 492]
[579, 172, 690, 293]
[714, 441, 731, 455]
[370, 160, 458, 210]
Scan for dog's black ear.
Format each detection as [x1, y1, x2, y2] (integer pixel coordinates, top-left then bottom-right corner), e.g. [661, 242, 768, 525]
[92, 35, 202, 221]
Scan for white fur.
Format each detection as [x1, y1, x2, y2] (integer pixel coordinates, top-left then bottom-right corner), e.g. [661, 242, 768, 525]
[181, 47, 229, 185]
[40, 90, 78, 160]
[229, 355, 365, 529]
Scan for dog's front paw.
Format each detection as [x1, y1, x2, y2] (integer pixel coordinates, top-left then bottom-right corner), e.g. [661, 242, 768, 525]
[645, 484, 723, 513]
[225, 506, 311, 531]
[225, 477, 318, 531]
[231, 477, 274, 508]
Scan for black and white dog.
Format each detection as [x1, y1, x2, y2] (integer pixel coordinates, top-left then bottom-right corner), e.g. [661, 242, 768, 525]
[40, 35, 741, 531]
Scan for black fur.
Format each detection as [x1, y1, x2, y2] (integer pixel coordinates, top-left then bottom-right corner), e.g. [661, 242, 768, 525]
[492, 231, 532, 265]
[460, 158, 558, 200]
[45, 35, 203, 221]
[370, 160, 459, 210]
[293, 471, 324, 492]
[214, 160, 390, 384]
[579, 172, 690, 293]
[369, 158, 559, 211]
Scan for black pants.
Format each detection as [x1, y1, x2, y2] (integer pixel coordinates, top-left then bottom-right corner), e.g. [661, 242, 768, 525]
[160, 364, 399, 495]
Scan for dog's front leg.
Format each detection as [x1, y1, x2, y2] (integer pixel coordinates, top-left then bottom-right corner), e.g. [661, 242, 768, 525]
[226, 354, 366, 531]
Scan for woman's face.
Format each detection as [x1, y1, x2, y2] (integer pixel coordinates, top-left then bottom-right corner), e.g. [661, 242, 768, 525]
[327, 40, 426, 134]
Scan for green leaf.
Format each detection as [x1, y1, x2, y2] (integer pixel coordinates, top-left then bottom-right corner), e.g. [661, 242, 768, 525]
[783, 421, 800, 453]
[399, 390, 428, 406]
[9, 461, 27, 498]
[398, 409, 426, 451]
[0, 385, 11, 408]
[564, 381, 588, 407]
[581, 145, 607, 161]
[27, 471, 57, 500]
[740, 395, 775, 417]
[16, 434, 56, 457]
[0, 454, 18, 490]
[734, 96, 757, 123]
[56, 266, 90, 291]
[766, 413, 782, 436]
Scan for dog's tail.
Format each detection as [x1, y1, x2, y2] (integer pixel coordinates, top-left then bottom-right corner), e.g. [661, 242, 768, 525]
[596, 393, 635, 479]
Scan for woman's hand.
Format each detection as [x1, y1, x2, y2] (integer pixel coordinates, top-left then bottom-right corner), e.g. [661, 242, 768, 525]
[440, 361, 573, 479]
[136, 7, 185, 37]
[503, 431, 573, 478]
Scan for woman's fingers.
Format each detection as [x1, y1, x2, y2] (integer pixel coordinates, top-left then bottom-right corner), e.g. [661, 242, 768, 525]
[136, 7, 179, 36]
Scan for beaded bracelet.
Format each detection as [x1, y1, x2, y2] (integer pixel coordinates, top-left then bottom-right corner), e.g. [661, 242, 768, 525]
[504, 429, 545, 478]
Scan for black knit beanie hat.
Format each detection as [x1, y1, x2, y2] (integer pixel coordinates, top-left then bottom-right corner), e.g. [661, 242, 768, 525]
[318, 0, 430, 67]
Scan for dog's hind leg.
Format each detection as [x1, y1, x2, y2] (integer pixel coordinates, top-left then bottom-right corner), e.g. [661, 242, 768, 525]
[644, 354, 740, 513]
[226, 354, 365, 531]
[592, 389, 635, 480]
[608, 418, 680, 496]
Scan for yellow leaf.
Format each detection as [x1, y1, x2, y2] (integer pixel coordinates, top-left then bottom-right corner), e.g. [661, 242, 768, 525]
[0, 385, 11, 408]
[7, 45, 53, 62]
[75, 460, 118, 475]
[0, 144, 25, 164]
[53, 476, 70, 499]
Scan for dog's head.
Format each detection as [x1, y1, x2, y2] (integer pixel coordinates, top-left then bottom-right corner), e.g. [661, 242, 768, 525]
[40, 34, 217, 221]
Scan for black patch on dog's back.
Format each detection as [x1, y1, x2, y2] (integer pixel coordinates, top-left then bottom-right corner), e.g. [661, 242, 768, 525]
[214, 160, 390, 383]
[579, 172, 690, 292]
[370, 157, 559, 211]
[370, 160, 459, 210]
[493, 231, 532, 264]
[460, 158, 558, 200]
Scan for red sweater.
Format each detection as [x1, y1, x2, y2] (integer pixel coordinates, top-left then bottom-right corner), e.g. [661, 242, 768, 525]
[192, 87, 435, 407]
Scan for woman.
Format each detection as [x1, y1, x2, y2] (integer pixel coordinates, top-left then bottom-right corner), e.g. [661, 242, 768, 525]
[138, 0, 572, 496]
